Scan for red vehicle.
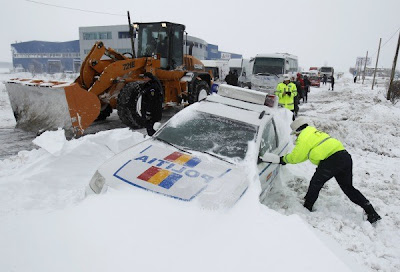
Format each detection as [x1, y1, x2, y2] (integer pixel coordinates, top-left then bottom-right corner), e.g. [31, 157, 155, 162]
[310, 75, 320, 87]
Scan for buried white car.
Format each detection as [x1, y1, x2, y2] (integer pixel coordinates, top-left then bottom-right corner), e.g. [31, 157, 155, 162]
[86, 84, 292, 208]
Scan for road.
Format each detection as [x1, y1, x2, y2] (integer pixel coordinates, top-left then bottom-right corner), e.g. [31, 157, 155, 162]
[0, 107, 181, 160]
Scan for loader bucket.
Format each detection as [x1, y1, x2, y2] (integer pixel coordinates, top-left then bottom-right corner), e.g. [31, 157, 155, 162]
[5, 79, 101, 137]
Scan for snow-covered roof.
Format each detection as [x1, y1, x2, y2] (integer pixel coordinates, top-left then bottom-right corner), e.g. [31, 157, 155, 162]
[228, 58, 243, 68]
[255, 53, 298, 60]
[202, 60, 228, 67]
[11, 40, 79, 53]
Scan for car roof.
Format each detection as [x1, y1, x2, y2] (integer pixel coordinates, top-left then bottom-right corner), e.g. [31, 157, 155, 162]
[199, 98, 270, 126]
[200, 85, 277, 126]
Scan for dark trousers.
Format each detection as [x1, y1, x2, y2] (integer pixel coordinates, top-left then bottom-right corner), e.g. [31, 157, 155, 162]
[303, 87, 308, 103]
[304, 150, 370, 209]
[145, 122, 156, 136]
[294, 96, 299, 115]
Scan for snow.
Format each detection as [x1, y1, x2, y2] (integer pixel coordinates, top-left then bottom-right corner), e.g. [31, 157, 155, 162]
[0, 73, 399, 271]
[32, 129, 67, 156]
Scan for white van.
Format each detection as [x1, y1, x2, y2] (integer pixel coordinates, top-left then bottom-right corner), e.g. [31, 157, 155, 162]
[228, 58, 243, 75]
[201, 60, 229, 82]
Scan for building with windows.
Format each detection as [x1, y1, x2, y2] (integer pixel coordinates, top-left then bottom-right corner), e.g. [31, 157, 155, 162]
[10, 24, 241, 74]
[11, 40, 81, 73]
[79, 24, 241, 62]
[79, 25, 133, 58]
[349, 67, 398, 77]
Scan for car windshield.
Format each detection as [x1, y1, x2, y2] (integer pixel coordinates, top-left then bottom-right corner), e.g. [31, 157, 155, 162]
[155, 111, 258, 160]
[253, 58, 284, 75]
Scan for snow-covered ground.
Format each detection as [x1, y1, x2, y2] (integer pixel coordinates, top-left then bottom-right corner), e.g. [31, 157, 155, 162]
[0, 73, 399, 271]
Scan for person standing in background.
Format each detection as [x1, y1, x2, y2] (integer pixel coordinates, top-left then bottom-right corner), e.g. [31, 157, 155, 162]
[296, 73, 304, 103]
[329, 75, 335, 91]
[289, 76, 299, 117]
[322, 74, 328, 85]
[225, 71, 234, 86]
[303, 75, 311, 103]
[275, 75, 296, 120]
[232, 69, 239, 86]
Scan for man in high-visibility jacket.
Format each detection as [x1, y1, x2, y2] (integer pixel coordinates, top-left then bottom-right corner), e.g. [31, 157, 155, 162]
[279, 117, 382, 224]
[275, 74, 296, 120]
[288, 76, 299, 117]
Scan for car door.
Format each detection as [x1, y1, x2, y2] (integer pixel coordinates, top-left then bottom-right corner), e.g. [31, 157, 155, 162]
[257, 119, 281, 197]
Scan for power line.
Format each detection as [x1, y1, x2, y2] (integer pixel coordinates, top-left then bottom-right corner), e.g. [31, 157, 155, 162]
[370, 25, 400, 58]
[25, 0, 125, 16]
[381, 26, 400, 49]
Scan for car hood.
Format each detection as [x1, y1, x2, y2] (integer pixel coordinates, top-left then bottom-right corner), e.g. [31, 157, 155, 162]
[97, 139, 249, 208]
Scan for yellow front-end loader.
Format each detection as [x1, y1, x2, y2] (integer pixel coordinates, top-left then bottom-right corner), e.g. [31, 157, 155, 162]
[6, 20, 211, 137]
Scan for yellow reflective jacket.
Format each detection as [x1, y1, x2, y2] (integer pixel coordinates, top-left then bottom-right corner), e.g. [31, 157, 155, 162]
[275, 82, 295, 110]
[288, 82, 298, 96]
[283, 126, 345, 165]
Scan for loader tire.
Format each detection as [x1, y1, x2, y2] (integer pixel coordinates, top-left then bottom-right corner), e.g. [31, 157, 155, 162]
[95, 104, 113, 121]
[117, 81, 163, 129]
[188, 80, 210, 104]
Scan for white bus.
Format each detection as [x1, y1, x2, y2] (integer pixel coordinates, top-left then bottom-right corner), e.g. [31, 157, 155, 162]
[239, 53, 299, 93]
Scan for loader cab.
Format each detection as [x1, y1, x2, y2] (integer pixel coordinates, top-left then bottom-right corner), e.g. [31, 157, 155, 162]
[134, 22, 185, 70]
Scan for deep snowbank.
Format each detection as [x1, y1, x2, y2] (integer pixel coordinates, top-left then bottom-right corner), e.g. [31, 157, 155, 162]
[0, 127, 362, 272]
[262, 74, 400, 271]
[1, 73, 399, 271]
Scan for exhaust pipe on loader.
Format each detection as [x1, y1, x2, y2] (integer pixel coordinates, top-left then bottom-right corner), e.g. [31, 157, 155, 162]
[6, 79, 101, 137]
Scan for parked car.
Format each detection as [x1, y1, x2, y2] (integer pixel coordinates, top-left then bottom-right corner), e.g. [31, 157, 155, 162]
[86, 85, 292, 208]
[310, 75, 321, 87]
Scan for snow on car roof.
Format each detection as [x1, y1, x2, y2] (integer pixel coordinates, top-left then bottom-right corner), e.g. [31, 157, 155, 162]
[198, 99, 266, 126]
[202, 94, 273, 126]
[206, 91, 273, 113]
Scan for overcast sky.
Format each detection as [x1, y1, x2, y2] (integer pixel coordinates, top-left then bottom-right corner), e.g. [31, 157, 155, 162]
[0, 0, 399, 72]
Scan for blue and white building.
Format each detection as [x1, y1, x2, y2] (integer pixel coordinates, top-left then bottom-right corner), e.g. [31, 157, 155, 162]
[10, 24, 242, 73]
[79, 24, 242, 61]
[11, 40, 81, 73]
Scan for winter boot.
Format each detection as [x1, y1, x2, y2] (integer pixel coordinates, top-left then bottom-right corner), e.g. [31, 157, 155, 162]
[364, 204, 381, 224]
[303, 201, 313, 212]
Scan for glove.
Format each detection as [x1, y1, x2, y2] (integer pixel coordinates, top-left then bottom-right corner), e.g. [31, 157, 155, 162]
[286, 91, 291, 96]
[279, 156, 286, 165]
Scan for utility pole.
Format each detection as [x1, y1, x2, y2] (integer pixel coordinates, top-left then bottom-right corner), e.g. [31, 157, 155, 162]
[362, 51, 368, 84]
[387, 31, 400, 101]
[372, 38, 382, 90]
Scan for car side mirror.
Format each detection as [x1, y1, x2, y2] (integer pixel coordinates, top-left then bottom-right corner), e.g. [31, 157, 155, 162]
[153, 122, 162, 131]
[260, 153, 280, 164]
